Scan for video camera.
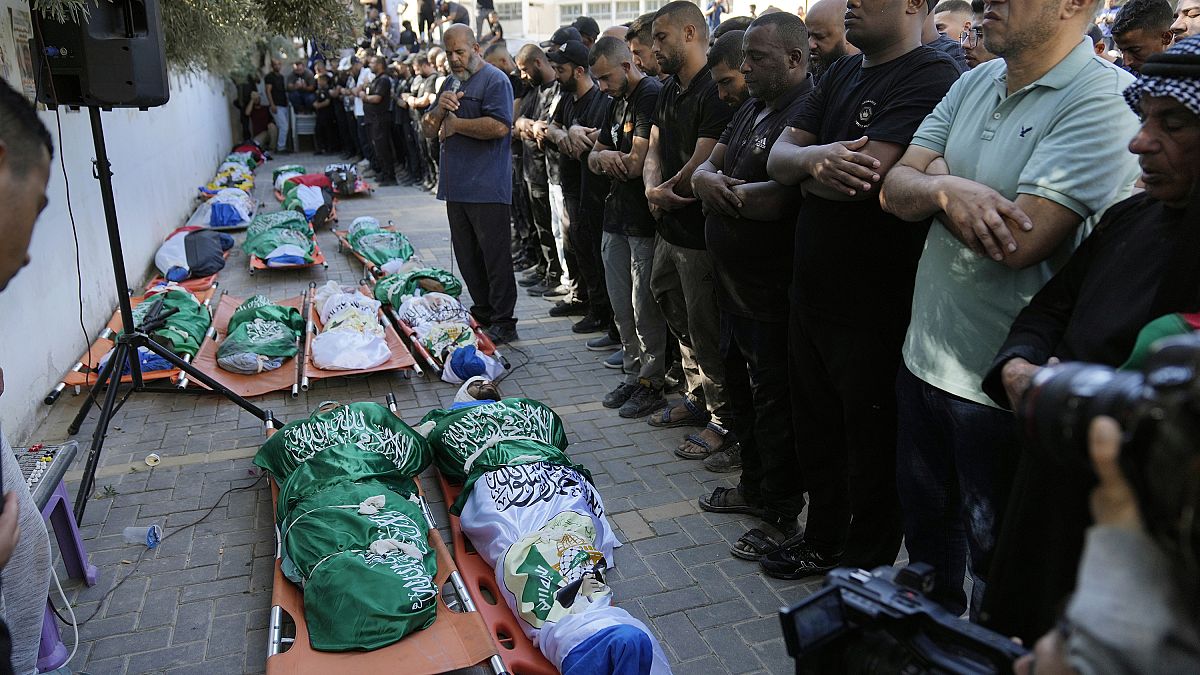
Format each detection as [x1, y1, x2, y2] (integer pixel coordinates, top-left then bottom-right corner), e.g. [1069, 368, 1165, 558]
[1017, 333, 1200, 575]
[779, 563, 1027, 674]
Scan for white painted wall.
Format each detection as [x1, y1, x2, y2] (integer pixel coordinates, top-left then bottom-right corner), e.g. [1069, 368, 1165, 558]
[0, 70, 234, 443]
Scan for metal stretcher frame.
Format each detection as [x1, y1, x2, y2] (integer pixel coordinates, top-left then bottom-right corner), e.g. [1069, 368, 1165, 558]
[44, 284, 219, 404]
[261, 403, 508, 675]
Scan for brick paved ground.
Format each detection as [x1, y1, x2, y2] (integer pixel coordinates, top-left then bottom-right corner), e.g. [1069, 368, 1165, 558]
[33, 150, 832, 674]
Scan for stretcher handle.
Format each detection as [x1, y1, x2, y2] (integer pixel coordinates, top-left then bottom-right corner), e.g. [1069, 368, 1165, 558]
[300, 282, 316, 391]
[291, 287, 311, 398]
[44, 326, 115, 404]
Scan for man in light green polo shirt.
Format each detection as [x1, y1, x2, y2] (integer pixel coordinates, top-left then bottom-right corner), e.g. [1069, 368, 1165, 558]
[878, 0, 1141, 617]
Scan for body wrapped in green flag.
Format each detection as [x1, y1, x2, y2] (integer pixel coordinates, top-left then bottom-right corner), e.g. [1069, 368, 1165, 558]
[374, 266, 464, 305]
[216, 295, 304, 374]
[242, 211, 315, 265]
[130, 287, 211, 358]
[347, 217, 415, 270]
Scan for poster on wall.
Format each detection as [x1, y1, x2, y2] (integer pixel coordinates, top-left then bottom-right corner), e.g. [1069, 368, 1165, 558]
[8, 6, 34, 102]
[0, 13, 12, 86]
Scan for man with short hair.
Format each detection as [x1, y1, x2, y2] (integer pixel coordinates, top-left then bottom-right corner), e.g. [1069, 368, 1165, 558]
[573, 16, 601, 48]
[627, 13, 663, 77]
[1088, 22, 1121, 63]
[707, 29, 749, 107]
[933, 0, 973, 38]
[365, 56, 398, 185]
[515, 44, 567, 301]
[422, 25, 519, 344]
[962, 0, 998, 68]
[923, 0, 969, 71]
[1173, 0, 1200, 41]
[0, 76, 54, 675]
[545, 40, 615, 335]
[880, 0, 1141, 617]
[763, 0, 961, 579]
[643, 0, 737, 461]
[264, 59, 291, 153]
[691, 11, 812, 555]
[287, 60, 317, 112]
[435, 0, 472, 28]
[353, 54, 378, 171]
[589, 36, 668, 418]
[1112, 0, 1174, 72]
[804, 0, 858, 78]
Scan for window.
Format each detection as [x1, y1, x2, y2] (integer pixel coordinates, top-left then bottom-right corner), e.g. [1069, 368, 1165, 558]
[615, 0, 640, 20]
[495, 2, 522, 21]
[559, 3, 583, 22]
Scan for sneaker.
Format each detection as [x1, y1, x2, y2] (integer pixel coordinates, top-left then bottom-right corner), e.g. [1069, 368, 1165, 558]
[518, 273, 543, 287]
[586, 334, 621, 351]
[604, 350, 624, 369]
[526, 280, 553, 296]
[483, 324, 519, 345]
[541, 284, 570, 299]
[759, 541, 842, 580]
[572, 316, 606, 334]
[549, 300, 587, 317]
[703, 443, 742, 473]
[619, 384, 665, 418]
[602, 382, 638, 409]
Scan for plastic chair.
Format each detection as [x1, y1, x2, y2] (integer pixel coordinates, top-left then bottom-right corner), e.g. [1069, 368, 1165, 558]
[291, 110, 317, 152]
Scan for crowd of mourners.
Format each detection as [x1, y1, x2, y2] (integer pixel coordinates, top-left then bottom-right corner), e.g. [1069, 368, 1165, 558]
[226, 0, 1200, 669]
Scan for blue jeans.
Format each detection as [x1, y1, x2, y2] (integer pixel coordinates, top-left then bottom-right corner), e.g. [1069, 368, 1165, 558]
[895, 366, 1016, 617]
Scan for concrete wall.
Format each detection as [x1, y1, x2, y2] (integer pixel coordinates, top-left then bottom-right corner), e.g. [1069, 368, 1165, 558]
[0, 68, 234, 443]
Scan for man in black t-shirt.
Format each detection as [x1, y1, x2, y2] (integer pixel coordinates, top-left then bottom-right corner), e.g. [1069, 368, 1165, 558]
[546, 40, 614, 335]
[364, 57, 397, 185]
[589, 37, 670, 419]
[435, 1, 471, 29]
[313, 74, 339, 153]
[692, 11, 812, 561]
[514, 44, 566, 296]
[264, 59, 290, 153]
[644, 1, 737, 461]
[763, 0, 961, 579]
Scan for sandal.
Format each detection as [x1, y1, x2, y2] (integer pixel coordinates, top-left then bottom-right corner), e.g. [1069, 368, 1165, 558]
[674, 424, 736, 460]
[730, 523, 797, 561]
[698, 486, 765, 517]
[648, 398, 709, 428]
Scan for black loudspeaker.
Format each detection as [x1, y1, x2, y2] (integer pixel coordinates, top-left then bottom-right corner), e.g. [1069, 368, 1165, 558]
[32, 0, 169, 108]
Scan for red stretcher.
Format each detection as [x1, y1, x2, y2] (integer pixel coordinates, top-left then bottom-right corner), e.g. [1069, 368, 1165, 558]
[261, 410, 507, 675]
[44, 286, 218, 404]
[189, 287, 416, 399]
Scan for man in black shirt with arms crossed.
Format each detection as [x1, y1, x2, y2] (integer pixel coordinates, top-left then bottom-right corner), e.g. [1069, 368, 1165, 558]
[691, 11, 814, 558]
[764, 0, 960, 578]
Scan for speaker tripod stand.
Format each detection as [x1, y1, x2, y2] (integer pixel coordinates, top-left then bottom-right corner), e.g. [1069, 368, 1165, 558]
[67, 106, 268, 524]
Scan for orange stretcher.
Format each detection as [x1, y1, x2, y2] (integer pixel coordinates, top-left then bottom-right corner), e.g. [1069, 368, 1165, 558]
[331, 223, 399, 278]
[44, 285, 219, 404]
[261, 406, 508, 675]
[189, 287, 415, 399]
[248, 244, 328, 274]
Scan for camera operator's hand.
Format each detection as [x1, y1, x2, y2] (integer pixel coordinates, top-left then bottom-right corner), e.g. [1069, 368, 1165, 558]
[1014, 628, 1075, 675]
[1088, 416, 1143, 531]
[0, 492, 20, 570]
[1001, 357, 1058, 409]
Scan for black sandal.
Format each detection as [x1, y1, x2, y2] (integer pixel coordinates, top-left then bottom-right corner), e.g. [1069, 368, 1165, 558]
[698, 486, 765, 517]
[730, 525, 796, 561]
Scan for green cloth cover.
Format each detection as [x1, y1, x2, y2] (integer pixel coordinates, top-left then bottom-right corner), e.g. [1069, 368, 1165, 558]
[348, 227, 415, 268]
[374, 268, 463, 305]
[242, 211, 315, 262]
[217, 295, 303, 362]
[130, 289, 211, 358]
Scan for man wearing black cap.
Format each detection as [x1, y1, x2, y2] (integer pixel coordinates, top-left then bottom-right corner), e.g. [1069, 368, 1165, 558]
[546, 40, 615, 336]
[573, 16, 601, 48]
[541, 25, 582, 54]
[643, 0, 737, 461]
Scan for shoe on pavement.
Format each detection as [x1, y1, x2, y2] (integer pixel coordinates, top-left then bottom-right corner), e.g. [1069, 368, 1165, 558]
[703, 443, 742, 473]
[664, 360, 684, 394]
[526, 281, 553, 296]
[483, 324, 519, 345]
[541, 284, 570, 299]
[518, 273, 543, 287]
[572, 316, 607, 334]
[377, 178, 398, 186]
[619, 384, 665, 418]
[587, 334, 621, 351]
[602, 382, 638, 409]
[549, 300, 587, 317]
[759, 541, 842, 580]
[604, 350, 624, 368]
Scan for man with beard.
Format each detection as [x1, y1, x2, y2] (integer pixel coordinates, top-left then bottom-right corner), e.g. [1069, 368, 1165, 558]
[627, 13, 664, 78]
[708, 29, 749, 107]
[805, 0, 858, 79]
[691, 11, 813, 557]
[588, 37, 670, 419]
[423, 26, 518, 344]
[881, 0, 1139, 618]
[544, 40, 616, 337]
[514, 44, 567, 305]
[763, 0, 960, 579]
[644, 1, 737, 464]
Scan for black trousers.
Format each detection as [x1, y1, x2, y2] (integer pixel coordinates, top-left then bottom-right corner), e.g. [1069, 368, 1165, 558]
[723, 311, 805, 522]
[446, 201, 517, 329]
[357, 115, 375, 164]
[562, 194, 583, 299]
[336, 105, 358, 156]
[528, 187, 561, 280]
[788, 305, 906, 568]
[367, 114, 394, 180]
[573, 207, 611, 322]
[316, 110, 338, 152]
[400, 118, 423, 179]
[511, 161, 538, 261]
